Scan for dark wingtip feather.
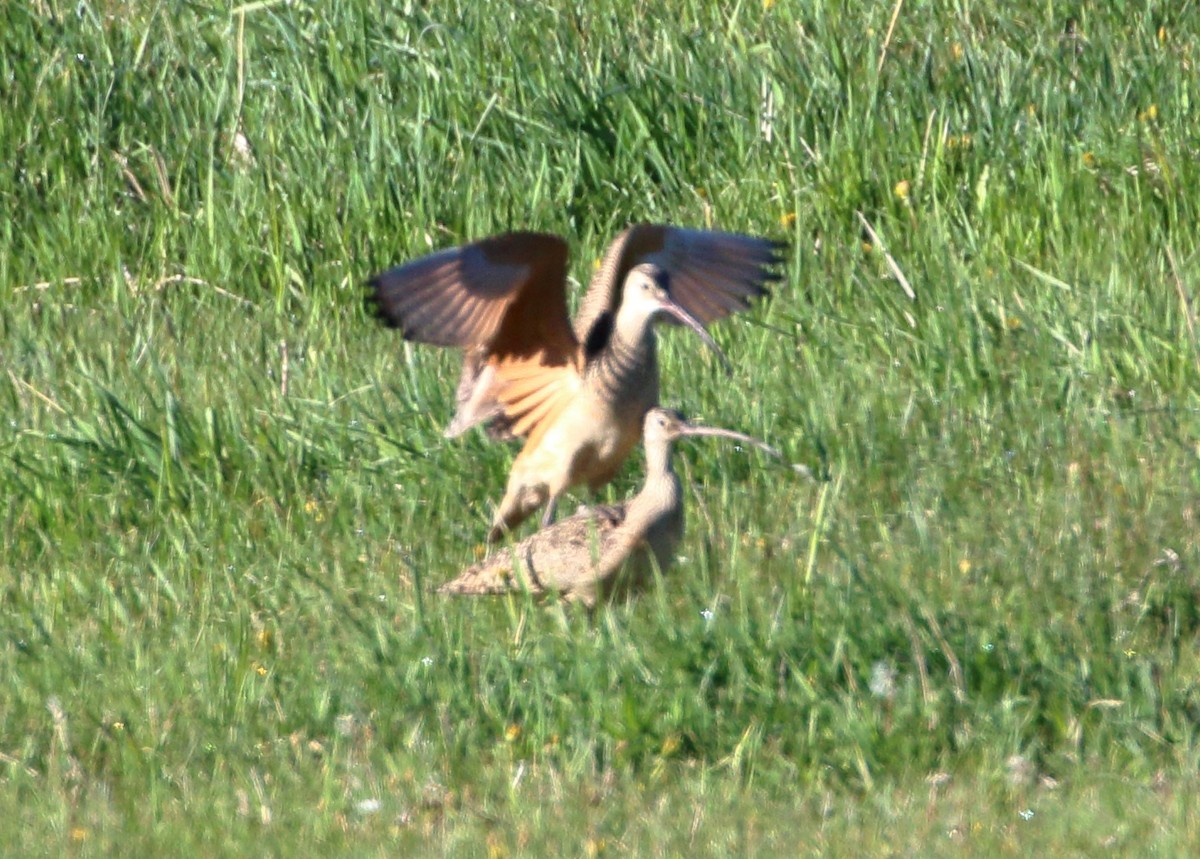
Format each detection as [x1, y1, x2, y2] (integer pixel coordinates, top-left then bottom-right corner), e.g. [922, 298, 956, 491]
[761, 240, 788, 293]
[364, 276, 394, 325]
[364, 274, 413, 335]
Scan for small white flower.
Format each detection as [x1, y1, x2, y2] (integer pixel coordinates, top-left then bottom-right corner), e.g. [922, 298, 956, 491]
[700, 609, 714, 622]
[355, 798, 381, 815]
[420, 656, 434, 667]
[869, 661, 897, 701]
[1019, 809, 1034, 821]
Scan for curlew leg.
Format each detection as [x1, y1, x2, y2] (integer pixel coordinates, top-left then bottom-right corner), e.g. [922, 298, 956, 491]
[487, 483, 549, 543]
[539, 495, 560, 530]
[486, 512, 517, 544]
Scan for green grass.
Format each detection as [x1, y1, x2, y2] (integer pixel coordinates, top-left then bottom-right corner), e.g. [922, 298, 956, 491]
[3, 0, 1200, 854]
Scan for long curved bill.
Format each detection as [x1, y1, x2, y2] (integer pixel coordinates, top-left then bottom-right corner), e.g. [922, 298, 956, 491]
[659, 298, 733, 376]
[680, 421, 815, 479]
[678, 423, 782, 458]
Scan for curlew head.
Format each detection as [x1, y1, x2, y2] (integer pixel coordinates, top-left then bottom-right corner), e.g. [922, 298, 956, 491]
[642, 407, 784, 458]
[622, 264, 732, 375]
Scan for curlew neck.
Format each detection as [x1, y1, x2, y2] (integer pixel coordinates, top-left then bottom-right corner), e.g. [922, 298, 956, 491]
[589, 298, 660, 401]
[626, 434, 681, 526]
[608, 294, 661, 361]
[642, 433, 675, 482]
[623, 432, 685, 573]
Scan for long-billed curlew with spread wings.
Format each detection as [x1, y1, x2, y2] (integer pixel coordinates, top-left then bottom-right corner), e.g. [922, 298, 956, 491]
[368, 224, 782, 540]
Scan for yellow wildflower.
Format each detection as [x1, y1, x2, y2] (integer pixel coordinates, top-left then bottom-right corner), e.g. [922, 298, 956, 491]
[256, 627, 274, 651]
[893, 179, 911, 200]
[486, 832, 508, 859]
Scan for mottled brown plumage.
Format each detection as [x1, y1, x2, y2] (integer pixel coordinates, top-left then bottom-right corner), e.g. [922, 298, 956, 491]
[368, 225, 782, 540]
[438, 408, 781, 607]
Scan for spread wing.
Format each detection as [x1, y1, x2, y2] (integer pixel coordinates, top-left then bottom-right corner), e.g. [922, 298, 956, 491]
[367, 232, 585, 439]
[368, 232, 572, 350]
[484, 354, 584, 446]
[572, 224, 784, 349]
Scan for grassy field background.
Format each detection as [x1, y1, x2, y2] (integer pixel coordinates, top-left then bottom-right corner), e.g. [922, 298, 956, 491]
[3, 0, 1199, 854]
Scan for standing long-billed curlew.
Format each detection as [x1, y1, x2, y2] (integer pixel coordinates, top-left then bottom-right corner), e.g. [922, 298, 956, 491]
[368, 224, 782, 540]
[438, 408, 783, 607]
